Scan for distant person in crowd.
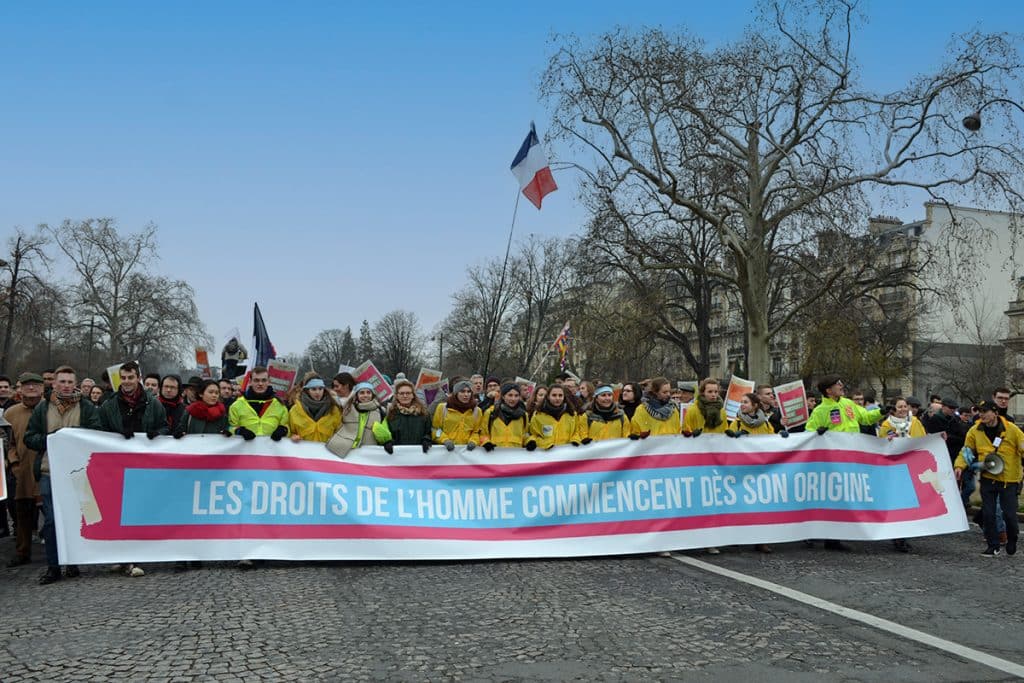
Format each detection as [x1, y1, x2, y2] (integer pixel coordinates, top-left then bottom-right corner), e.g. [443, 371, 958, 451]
[4, 373, 45, 570]
[0, 375, 15, 411]
[41, 369, 55, 399]
[219, 379, 236, 407]
[756, 384, 784, 433]
[88, 385, 105, 406]
[157, 374, 187, 434]
[619, 382, 642, 421]
[143, 373, 161, 395]
[290, 377, 342, 443]
[991, 386, 1013, 423]
[470, 374, 485, 402]
[525, 385, 548, 418]
[79, 378, 95, 401]
[432, 380, 481, 451]
[478, 376, 501, 412]
[221, 337, 248, 380]
[182, 376, 203, 404]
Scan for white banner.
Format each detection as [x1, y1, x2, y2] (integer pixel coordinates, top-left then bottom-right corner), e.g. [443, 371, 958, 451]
[48, 430, 967, 564]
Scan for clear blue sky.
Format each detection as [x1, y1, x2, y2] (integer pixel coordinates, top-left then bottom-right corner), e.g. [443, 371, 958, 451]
[1, 1, 1020, 357]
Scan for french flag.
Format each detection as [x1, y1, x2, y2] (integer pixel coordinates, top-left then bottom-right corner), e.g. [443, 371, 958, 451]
[510, 123, 558, 209]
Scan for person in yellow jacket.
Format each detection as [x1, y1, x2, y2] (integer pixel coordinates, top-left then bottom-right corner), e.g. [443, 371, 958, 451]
[954, 400, 1023, 556]
[481, 383, 529, 451]
[585, 385, 631, 441]
[528, 385, 587, 450]
[289, 377, 342, 443]
[630, 377, 682, 438]
[432, 380, 482, 451]
[730, 393, 775, 435]
[682, 378, 728, 435]
[228, 366, 289, 441]
[877, 398, 926, 440]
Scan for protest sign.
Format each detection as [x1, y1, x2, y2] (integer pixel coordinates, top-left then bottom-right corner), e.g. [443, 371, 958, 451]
[105, 361, 135, 391]
[266, 360, 298, 400]
[49, 430, 965, 564]
[724, 375, 756, 419]
[515, 377, 536, 402]
[337, 363, 355, 374]
[420, 380, 445, 407]
[353, 361, 393, 402]
[415, 368, 442, 388]
[195, 348, 211, 378]
[774, 380, 810, 427]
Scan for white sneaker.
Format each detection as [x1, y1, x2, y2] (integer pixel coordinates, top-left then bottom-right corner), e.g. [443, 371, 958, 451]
[126, 564, 145, 577]
[658, 551, 673, 557]
[706, 547, 721, 555]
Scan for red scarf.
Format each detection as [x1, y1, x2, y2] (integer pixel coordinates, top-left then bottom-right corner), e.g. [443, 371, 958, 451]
[186, 400, 226, 422]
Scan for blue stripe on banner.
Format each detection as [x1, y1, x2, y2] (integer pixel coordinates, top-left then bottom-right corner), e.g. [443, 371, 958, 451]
[120, 462, 919, 528]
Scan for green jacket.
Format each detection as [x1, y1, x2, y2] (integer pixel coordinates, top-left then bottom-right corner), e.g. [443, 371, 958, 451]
[98, 390, 168, 435]
[385, 411, 433, 447]
[805, 397, 882, 433]
[25, 398, 102, 479]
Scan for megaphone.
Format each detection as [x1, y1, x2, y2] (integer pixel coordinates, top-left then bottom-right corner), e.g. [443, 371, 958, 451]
[982, 454, 1005, 475]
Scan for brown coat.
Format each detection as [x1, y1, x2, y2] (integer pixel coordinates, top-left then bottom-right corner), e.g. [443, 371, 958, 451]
[5, 402, 39, 499]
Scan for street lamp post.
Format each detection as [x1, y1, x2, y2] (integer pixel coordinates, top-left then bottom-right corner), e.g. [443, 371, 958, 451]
[962, 98, 1024, 131]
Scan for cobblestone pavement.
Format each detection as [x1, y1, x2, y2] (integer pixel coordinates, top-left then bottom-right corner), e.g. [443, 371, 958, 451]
[0, 525, 1020, 682]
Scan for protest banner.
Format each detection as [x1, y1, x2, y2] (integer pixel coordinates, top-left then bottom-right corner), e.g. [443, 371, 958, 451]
[724, 375, 756, 419]
[48, 430, 966, 564]
[266, 360, 298, 400]
[195, 348, 211, 378]
[774, 380, 810, 427]
[353, 360, 393, 402]
[515, 377, 536, 402]
[415, 368, 442, 388]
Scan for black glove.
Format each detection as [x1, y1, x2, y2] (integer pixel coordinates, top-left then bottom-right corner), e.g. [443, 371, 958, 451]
[122, 429, 135, 440]
[628, 434, 641, 440]
[691, 429, 702, 438]
[220, 429, 234, 437]
[270, 425, 288, 442]
[570, 441, 580, 447]
[724, 429, 738, 438]
[816, 426, 828, 435]
[581, 438, 592, 445]
[466, 441, 476, 451]
[236, 427, 256, 441]
[443, 439, 455, 452]
[146, 429, 160, 440]
[483, 442, 495, 452]
[421, 442, 431, 453]
[173, 431, 185, 440]
[525, 440, 537, 452]
[383, 441, 394, 455]
[779, 429, 790, 438]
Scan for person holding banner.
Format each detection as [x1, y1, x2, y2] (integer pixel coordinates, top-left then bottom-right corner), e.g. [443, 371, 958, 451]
[954, 400, 1023, 557]
[585, 386, 631, 442]
[98, 361, 169, 440]
[289, 377, 342, 443]
[432, 380, 482, 451]
[877, 398, 926, 440]
[25, 366, 101, 584]
[730, 393, 775, 435]
[326, 383, 388, 458]
[175, 380, 231, 436]
[382, 379, 432, 453]
[682, 378, 728, 436]
[629, 378, 682, 438]
[527, 385, 587, 450]
[481, 383, 530, 451]
[227, 366, 289, 442]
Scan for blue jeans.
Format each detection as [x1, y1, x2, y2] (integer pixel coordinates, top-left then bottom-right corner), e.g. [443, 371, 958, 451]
[960, 469, 976, 507]
[980, 478, 1019, 549]
[39, 475, 59, 568]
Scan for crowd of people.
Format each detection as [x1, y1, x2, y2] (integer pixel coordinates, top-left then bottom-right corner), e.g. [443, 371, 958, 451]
[1, 362, 1019, 586]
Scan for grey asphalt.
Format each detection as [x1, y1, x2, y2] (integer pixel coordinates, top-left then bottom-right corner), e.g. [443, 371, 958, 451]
[0, 523, 1020, 682]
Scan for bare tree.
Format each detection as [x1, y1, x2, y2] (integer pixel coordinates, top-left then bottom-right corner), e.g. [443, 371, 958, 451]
[305, 328, 356, 378]
[374, 310, 423, 378]
[357, 320, 374, 364]
[541, 0, 1024, 381]
[0, 228, 51, 374]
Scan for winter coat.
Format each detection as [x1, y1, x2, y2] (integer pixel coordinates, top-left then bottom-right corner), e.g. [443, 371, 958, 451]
[682, 402, 728, 435]
[481, 406, 529, 448]
[98, 390, 168, 435]
[386, 410, 433, 447]
[326, 401, 386, 458]
[584, 408, 631, 442]
[729, 416, 775, 435]
[432, 404, 482, 445]
[289, 402, 342, 443]
[26, 398, 102, 478]
[228, 392, 289, 436]
[954, 418, 1024, 485]
[528, 410, 585, 449]
[4, 403, 39, 499]
[805, 397, 882, 433]
[877, 416, 926, 439]
[631, 403, 682, 437]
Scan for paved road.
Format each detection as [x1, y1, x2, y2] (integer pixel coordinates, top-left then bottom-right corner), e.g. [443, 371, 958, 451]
[1, 525, 1021, 682]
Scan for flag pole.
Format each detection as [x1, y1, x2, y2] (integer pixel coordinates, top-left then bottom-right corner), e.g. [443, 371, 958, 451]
[481, 190, 521, 378]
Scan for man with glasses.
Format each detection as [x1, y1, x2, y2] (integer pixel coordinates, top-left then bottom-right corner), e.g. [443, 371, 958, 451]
[992, 387, 1014, 423]
[805, 374, 884, 551]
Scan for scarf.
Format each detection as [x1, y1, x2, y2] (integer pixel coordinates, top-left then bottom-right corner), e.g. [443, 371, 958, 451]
[696, 395, 725, 429]
[120, 385, 144, 409]
[493, 400, 527, 425]
[158, 395, 182, 423]
[447, 392, 477, 412]
[300, 392, 331, 422]
[620, 387, 641, 420]
[588, 402, 623, 423]
[643, 396, 676, 422]
[736, 408, 769, 429]
[54, 389, 83, 414]
[186, 400, 226, 422]
[244, 386, 277, 417]
[540, 400, 569, 419]
[355, 399, 380, 413]
[394, 401, 424, 416]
